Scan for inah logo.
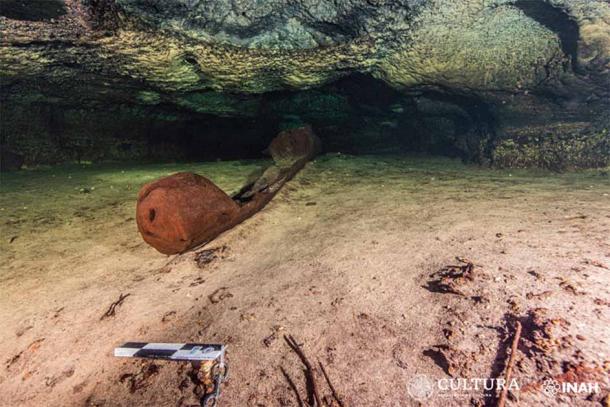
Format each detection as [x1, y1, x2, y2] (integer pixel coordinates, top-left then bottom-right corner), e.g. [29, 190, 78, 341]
[407, 374, 435, 401]
[542, 379, 561, 396]
[541, 378, 600, 396]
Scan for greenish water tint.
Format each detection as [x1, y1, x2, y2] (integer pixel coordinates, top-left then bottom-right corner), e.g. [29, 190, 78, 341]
[0, 160, 270, 236]
[1, 155, 608, 241]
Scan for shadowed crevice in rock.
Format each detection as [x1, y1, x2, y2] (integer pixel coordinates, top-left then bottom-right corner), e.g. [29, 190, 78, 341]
[513, 0, 580, 72]
[0, 0, 67, 21]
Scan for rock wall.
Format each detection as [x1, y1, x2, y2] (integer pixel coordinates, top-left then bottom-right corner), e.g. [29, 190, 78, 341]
[1, 0, 609, 168]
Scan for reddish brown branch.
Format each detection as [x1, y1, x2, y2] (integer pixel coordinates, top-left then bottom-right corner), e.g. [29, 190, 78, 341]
[497, 321, 522, 407]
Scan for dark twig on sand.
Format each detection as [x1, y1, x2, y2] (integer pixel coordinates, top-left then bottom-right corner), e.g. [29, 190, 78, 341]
[497, 321, 522, 407]
[284, 335, 322, 407]
[319, 361, 346, 407]
[100, 293, 131, 320]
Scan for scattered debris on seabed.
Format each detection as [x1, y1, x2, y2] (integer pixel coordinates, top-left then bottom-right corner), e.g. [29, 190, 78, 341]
[424, 257, 610, 405]
[101, 293, 131, 320]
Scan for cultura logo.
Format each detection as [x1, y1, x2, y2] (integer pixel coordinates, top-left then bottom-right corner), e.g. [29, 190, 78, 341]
[407, 374, 435, 401]
[406, 374, 600, 401]
[406, 374, 521, 400]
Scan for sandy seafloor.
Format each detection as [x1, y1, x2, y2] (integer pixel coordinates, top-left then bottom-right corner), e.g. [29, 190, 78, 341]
[1, 155, 609, 406]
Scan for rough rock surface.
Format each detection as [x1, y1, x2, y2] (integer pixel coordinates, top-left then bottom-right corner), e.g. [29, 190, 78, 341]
[1, 0, 609, 168]
[3, 0, 608, 94]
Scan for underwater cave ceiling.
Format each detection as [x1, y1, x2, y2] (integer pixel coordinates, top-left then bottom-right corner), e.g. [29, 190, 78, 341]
[0, 0, 609, 167]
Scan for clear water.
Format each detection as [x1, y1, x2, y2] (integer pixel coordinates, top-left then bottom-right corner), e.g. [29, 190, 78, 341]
[2, 155, 608, 242]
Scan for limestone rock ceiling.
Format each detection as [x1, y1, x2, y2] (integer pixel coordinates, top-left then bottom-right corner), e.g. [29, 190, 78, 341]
[0, 0, 609, 109]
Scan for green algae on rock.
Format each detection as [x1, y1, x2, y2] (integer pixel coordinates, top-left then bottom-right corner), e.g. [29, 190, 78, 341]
[492, 125, 610, 170]
[1, 0, 609, 169]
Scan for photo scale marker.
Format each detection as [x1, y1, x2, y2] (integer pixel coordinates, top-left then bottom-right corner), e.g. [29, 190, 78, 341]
[114, 342, 225, 362]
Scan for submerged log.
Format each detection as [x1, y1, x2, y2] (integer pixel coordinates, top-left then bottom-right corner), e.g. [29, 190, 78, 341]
[136, 126, 321, 254]
[269, 125, 321, 168]
[136, 173, 241, 255]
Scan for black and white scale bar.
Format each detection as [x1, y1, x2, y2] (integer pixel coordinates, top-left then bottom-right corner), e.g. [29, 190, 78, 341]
[115, 342, 225, 362]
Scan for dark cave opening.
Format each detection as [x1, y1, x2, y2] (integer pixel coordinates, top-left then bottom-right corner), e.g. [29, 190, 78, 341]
[140, 113, 279, 162]
[1, 74, 500, 166]
[137, 76, 498, 164]
[513, 0, 580, 72]
[0, 0, 67, 21]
